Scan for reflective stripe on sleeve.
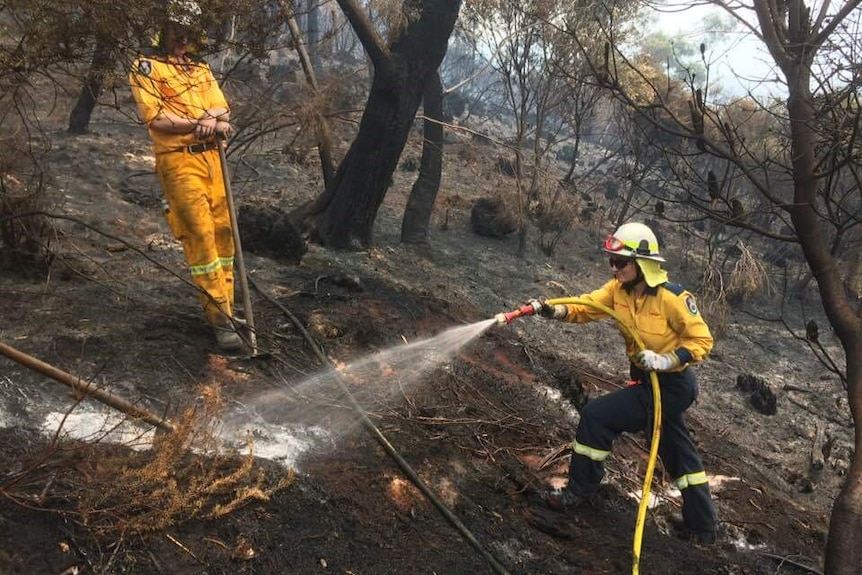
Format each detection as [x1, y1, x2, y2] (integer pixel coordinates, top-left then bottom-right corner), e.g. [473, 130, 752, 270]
[573, 440, 610, 462]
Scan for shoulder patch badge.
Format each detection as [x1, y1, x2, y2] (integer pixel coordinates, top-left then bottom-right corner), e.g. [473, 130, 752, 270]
[685, 294, 699, 315]
[137, 60, 152, 77]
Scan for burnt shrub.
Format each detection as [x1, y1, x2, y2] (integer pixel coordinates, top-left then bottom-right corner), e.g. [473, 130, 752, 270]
[470, 197, 517, 238]
[736, 374, 777, 415]
[238, 204, 307, 264]
[0, 144, 54, 276]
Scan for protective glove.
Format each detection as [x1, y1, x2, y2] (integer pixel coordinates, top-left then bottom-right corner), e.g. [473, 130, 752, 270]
[636, 350, 680, 371]
[527, 299, 567, 320]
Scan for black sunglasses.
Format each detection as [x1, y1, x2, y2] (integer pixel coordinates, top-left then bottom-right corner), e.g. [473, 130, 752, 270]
[609, 257, 633, 270]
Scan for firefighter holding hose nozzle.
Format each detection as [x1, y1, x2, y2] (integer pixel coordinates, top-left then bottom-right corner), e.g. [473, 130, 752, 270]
[525, 222, 718, 546]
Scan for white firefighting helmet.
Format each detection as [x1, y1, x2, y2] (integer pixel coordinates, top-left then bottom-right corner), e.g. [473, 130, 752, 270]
[603, 222, 666, 262]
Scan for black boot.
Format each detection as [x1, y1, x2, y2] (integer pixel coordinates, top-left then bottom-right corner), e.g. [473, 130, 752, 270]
[668, 512, 716, 545]
[543, 488, 586, 510]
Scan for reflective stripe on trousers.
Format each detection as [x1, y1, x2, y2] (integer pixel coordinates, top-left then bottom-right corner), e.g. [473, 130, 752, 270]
[676, 471, 708, 489]
[573, 440, 610, 462]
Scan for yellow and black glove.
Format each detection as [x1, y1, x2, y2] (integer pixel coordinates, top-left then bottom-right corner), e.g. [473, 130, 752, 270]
[527, 299, 567, 320]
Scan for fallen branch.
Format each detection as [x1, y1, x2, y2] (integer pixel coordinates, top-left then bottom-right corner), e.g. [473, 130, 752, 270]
[786, 394, 850, 428]
[759, 552, 822, 575]
[0, 341, 175, 433]
[537, 443, 569, 471]
[165, 533, 202, 564]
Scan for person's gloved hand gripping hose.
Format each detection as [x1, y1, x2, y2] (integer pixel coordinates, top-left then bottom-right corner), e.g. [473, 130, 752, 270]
[636, 349, 680, 371]
[526, 299, 567, 320]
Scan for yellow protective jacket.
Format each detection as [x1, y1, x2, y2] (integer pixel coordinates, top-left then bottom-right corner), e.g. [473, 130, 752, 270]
[128, 52, 228, 154]
[128, 50, 235, 327]
[559, 279, 713, 370]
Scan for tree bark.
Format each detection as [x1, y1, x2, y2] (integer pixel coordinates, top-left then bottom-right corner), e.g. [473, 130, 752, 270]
[797, 88, 862, 573]
[401, 71, 444, 245]
[306, 0, 461, 249]
[760, 2, 862, 572]
[68, 35, 115, 134]
[563, 139, 579, 183]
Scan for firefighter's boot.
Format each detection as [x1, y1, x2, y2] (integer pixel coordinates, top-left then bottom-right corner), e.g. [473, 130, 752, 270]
[213, 317, 243, 352]
[668, 512, 716, 546]
[544, 488, 586, 510]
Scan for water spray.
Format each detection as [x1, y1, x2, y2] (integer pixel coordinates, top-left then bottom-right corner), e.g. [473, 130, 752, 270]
[493, 296, 661, 575]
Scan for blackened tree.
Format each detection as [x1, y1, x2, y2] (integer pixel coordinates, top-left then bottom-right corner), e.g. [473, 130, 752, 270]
[301, 0, 462, 249]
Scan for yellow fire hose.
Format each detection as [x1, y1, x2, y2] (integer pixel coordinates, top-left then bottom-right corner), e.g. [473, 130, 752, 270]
[500, 297, 661, 575]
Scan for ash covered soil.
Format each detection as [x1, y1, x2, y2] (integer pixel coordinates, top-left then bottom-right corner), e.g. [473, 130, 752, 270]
[0, 102, 847, 575]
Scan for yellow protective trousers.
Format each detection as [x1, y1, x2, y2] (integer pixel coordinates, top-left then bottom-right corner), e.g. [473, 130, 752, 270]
[156, 147, 235, 327]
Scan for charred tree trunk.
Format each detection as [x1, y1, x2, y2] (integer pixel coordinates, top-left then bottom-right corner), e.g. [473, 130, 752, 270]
[68, 35, 115, 134]
[563, 138, 580, 183]
[761, 5, 862, 573]
[305, 0, 461, 249]
[401, 71, 443, 245]
[793, 71, 862, 575]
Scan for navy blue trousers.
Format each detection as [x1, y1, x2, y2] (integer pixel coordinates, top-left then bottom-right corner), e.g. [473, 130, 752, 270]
[565, 366, 717, 535]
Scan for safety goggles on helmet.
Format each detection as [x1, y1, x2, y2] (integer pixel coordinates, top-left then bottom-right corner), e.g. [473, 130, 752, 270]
[604, 234, 625, 252]
[605, 234, 656, 255]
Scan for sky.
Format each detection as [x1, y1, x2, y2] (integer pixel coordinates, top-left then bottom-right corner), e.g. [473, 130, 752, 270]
[644, 2, 782, 98]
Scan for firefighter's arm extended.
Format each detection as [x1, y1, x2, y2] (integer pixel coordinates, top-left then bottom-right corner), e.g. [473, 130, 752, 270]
[555, 281, 616, 323]
[528, 283, 615, 322]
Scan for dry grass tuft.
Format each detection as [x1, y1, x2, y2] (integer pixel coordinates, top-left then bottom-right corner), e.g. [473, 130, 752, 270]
[727, 240, 773, 300]
[535, 179, 580, 255]
[72, 384, 295, 537]
[698, 240, 772, 338]
[698, 261, 730, 338]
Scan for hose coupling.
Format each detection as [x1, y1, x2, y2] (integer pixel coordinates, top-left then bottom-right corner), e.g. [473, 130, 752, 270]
[495, 302, 541, 325]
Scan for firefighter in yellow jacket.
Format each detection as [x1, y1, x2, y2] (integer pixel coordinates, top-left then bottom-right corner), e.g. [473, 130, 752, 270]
[129, 0, 242, 352]
[529, 222, 718, 545]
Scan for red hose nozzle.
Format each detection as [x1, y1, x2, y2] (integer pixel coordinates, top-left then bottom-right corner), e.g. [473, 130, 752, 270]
[495, 302, 541, 325]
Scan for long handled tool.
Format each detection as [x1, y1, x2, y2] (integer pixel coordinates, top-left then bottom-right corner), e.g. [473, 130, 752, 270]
[0, 341, 175, 433]
[216, 137, 258, 355]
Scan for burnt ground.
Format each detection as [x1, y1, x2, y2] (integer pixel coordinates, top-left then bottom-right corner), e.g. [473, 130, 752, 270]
[0, 102, 844, 575]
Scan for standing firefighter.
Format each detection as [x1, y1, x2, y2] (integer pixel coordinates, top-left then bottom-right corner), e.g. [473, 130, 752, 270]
[129, 0, 243, 352]
[529, 222, 718, 545]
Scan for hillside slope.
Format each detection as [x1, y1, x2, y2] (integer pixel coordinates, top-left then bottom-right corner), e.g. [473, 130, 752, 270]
[0, 101, 843, 575]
